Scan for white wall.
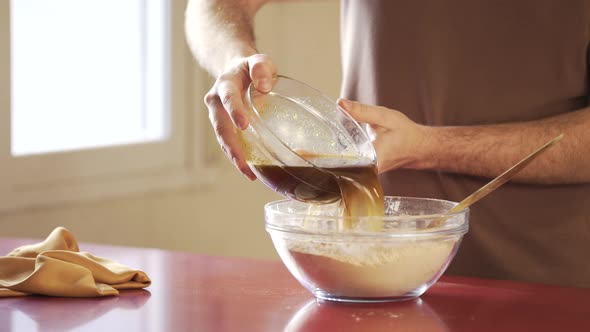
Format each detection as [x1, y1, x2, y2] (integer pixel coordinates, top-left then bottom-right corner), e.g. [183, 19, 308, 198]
[0, 2, 341, 259]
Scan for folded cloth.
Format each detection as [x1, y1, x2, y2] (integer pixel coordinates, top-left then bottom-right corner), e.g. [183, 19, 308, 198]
[0, 227, 151, 297]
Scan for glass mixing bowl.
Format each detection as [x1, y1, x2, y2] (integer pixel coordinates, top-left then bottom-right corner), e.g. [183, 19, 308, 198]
[241, 75, 377, 204]
[265, 196, 469, 303]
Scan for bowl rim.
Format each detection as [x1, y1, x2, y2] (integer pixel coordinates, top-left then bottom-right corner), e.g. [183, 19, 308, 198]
[265, 196, 469, 221]
[264, 196, 469, 238]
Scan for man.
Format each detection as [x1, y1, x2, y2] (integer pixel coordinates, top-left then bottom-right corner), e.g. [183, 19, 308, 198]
[185, 0, 590, 287]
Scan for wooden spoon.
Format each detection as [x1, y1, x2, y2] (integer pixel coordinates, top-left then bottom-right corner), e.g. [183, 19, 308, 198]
[432, 134, 564, 227]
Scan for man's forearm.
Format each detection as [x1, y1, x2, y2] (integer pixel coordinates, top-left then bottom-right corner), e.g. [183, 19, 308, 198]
[417, 107, 590, 184]
[185, 0, 266, 76]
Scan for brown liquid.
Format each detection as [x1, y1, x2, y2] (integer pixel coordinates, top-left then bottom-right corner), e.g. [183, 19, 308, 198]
[251, 157, 384, 230]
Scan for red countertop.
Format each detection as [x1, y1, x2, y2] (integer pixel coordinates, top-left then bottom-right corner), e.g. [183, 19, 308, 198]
[1, 238, 589, 331]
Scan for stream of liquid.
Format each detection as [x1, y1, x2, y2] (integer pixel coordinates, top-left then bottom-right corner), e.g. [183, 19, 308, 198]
[251, 156, 384, 230]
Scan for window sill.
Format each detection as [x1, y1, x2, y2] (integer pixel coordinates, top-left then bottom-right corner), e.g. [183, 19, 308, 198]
[0, 166, 218, 213]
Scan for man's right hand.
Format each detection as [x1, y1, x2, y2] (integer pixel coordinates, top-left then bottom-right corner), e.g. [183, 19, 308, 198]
[203, 54, 277, 180]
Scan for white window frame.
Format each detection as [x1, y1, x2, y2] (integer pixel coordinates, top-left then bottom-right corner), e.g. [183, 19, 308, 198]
[0, 0, 212, 212]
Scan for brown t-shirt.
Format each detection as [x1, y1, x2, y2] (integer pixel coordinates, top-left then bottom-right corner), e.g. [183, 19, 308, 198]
[341, 0, 590, 287]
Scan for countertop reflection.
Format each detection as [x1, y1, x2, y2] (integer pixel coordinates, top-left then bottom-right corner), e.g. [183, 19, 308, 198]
[1, 290, 150, 331]
[284, 297, 447, 332]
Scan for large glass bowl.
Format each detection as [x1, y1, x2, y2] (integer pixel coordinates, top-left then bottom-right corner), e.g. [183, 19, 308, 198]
[265, 196, 469, 303]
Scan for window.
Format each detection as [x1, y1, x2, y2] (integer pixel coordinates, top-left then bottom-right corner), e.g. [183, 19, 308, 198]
[10, 0, 168, 156]
[0, 0, 208, 211]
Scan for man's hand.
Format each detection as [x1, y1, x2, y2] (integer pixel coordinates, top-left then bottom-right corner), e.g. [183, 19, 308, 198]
[204, 54, 277, 180]
[338, 98, 432, 174]
[338, 98, 590, 184]
[186, 0, 275, 180]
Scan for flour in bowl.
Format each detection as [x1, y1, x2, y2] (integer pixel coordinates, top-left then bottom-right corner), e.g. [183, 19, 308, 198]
[280, 238, 458, 297]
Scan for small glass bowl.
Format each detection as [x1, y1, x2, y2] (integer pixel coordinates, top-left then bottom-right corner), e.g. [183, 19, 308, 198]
[265, 196, 469, 303]
[241, 76, 377, 203]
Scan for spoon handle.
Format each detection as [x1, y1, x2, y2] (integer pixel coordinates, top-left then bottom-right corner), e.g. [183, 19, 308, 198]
[447, 134, 564, 215]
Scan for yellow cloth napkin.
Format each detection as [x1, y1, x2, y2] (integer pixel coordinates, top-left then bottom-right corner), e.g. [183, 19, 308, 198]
[0, 227, 151, 297]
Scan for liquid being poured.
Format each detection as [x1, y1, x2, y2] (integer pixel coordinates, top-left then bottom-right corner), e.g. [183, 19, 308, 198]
[250, 156, 384, 230]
